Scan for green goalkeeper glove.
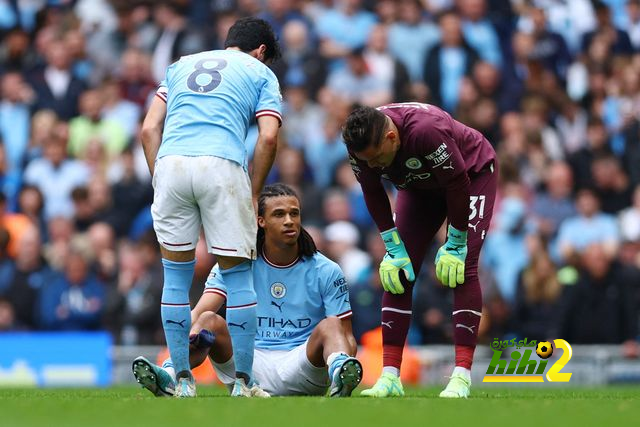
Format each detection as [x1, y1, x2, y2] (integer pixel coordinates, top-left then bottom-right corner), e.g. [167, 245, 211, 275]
[435, 225, 468, 288]
[379, 228, 415, 294]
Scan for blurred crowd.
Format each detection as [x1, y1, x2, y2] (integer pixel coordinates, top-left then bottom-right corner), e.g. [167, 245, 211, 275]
[1, 0, 640, 354]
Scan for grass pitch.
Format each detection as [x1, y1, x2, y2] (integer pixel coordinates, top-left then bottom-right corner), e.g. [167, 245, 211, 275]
[1, 386, 639, 427]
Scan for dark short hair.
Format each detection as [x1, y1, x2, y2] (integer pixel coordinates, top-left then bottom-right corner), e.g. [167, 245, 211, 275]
[342, 106, 388, 152]
[224, 17, 281, 63]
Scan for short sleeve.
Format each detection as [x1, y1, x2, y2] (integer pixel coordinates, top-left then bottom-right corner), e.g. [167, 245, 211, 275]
[255, 70, 283, 125]
[203, 264, 227, 300]
[320, 263, 352, 319]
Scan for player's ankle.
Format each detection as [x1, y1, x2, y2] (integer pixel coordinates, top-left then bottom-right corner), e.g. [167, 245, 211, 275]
[176, 370, 193, 381]
[382, 366, 400, 377]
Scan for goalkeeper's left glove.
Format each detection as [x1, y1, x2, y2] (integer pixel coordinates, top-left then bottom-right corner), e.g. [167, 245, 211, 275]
[435, 225, 468, 288]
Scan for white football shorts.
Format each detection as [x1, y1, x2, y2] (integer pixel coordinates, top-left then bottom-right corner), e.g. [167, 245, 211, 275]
[151, 155, 257, 259]
[213, 340, 330, 396]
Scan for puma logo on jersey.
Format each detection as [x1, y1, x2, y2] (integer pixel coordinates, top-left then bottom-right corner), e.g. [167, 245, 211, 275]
[271, 301, 284, 312]
[442, 161, 454, 170]
[468, 221, 480, 232]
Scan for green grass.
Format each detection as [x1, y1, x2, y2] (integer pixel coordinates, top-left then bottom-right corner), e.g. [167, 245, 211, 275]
[1, 386, 639, 427]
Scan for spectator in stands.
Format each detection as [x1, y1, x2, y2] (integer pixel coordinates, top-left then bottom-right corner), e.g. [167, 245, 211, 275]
[272, 147, 323, 225]
[333, 160, 372, 229]
[86, 222, 118, 284]
[568, 116, 613, 191]
[68, 88, 128, 160]
[388, 0, 439, 85]
[520, 95, 564, 161]
[500, 31, 535, 112]
[149, 1, 205, 83]
[555, 97, 589, 155]
[324, 220, 370, 284]
[482, 196, 534, 304]
[526, 5, 572, 84]
[23, 133, 91, 221]
[626, 0, 640, 50]
[457, 0, 503, 67]
[423, 9, 480, 111]
[511, 233, 562, 341]
[316, 0, 377, 64]
[556, 188, 620, 264]
[271, 19, 328, 101]
[117, 49, 156, 108]
[326, 46, 392, 107]
[104, 240, 163, 345]
[39, 243, 105, 331]
[531, 161, 577, 239]
[321, 188, 353, 225]
[26, 109, 57, 164]
[581, 1, 633, 57]
[280, 75, 326, 150]
[1, 71, 33, 181]
[303, 96, 349, 189]
[259, 0, 311, 40]
[29, 37, 85, 120]
[557, 243, 639, 354]
[101, 78, 141, 140]
[618, 184, 640, 243]
[3, 225, 51, 329]
[591, 155, 632, 214]
[17, 185, 45, 239]
[363, 24, 412, 103]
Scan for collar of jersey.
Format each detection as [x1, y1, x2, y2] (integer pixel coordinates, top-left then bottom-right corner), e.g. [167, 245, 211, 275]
[261, 249, 300, 269]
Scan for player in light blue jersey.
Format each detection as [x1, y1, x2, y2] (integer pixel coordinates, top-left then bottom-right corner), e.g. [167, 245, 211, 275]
[140, 17, 282, 398]
[133, 184, 362, 397]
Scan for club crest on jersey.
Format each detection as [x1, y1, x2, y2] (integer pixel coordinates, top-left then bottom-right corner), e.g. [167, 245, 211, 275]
[405, 158, 422, 169]
[270, 282, 287, 299]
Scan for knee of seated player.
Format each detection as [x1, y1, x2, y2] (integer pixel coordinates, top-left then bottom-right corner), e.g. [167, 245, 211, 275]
[191, 311, 225, 335]
[315, 316, 343, 337]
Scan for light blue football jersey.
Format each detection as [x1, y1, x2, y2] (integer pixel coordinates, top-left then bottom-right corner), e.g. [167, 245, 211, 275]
[155, 49, 282, 169]
[205, 252, 352, 351]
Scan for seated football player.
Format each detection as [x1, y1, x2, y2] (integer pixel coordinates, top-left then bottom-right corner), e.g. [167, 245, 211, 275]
[132, 183, 362, 397]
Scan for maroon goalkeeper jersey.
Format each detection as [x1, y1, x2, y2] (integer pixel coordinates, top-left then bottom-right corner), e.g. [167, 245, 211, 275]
[349, 102, 497, 232]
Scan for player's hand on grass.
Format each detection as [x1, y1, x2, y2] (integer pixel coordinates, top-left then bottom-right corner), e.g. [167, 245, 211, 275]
[435, 225, 467, 288]
[379, 228, 415, 294]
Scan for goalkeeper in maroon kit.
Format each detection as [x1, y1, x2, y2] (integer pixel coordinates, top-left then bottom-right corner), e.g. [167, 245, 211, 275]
[342, 103, 497, 398]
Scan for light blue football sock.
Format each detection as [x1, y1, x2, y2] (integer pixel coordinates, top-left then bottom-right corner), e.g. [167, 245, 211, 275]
[221, 261, 256, 382]
[161, 258, 195, 378]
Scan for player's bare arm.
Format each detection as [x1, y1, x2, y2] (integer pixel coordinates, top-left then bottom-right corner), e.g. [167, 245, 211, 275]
[140, 96, 167, 176]
[190, 292, 225, 328]
[251, 115, 280, 210]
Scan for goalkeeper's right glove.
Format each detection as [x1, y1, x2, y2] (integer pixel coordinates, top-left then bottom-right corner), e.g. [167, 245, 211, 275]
[379, 227, 415, 294]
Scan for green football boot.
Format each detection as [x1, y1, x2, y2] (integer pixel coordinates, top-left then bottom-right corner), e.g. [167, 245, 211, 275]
[439, 373, 471, 398]
[360, 372, 404, 397]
